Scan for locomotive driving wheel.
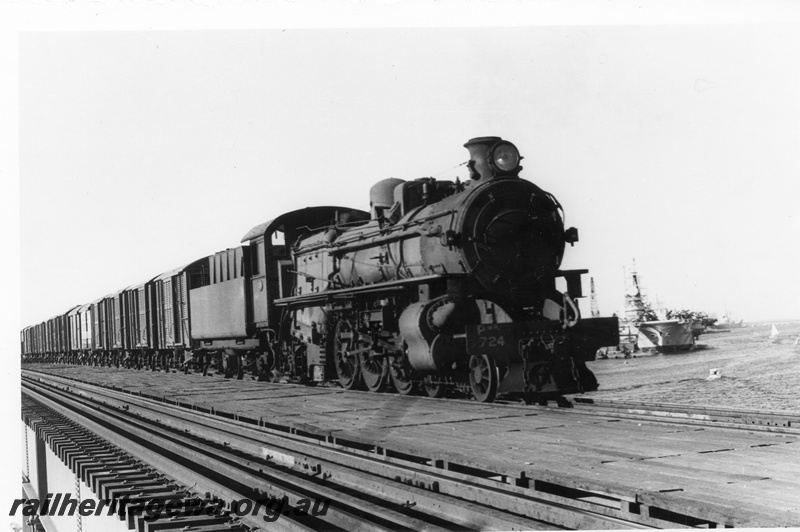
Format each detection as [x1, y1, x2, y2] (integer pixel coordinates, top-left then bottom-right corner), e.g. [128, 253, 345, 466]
[333, 319, 366, 390]
[469, 354, 499, 403]
[360, 352, 389, 393]
[389, 355, 417, 395]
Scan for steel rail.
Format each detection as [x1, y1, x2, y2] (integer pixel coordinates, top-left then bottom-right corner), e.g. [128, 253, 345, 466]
[21, 377, 570, 531]
[22, 382, 457, 532]
[22, 385, 316, 532]
[25, 374, 651, 529]
[21, 372, 666, 530]
[25, 377, 748, 528]
[23, 363, 799, 434]
[22, 367, 791, 527]
[23, 367, 795, 527]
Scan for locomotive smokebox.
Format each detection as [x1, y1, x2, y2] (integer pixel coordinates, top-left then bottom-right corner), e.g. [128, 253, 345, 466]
[464, 136, 522, 181]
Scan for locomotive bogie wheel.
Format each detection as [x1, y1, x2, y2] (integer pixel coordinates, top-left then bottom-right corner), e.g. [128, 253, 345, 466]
[200, 353, 210, 376]
[469, 354, 499, 403]
[360, 352, 389, 393]
[423, 375, 447, 398]
[221, 353, 232, 378]
[222, 353, 242, 379]
[255, 351, 279, 382]
[253, 352, 265, 379]
[334, 320, 366, 390]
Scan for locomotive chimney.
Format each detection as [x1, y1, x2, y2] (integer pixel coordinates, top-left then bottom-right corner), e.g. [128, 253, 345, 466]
[464, 136, 522, 181]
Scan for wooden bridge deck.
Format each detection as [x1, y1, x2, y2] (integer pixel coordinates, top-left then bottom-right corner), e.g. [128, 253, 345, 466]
[21, 365, 800, 527]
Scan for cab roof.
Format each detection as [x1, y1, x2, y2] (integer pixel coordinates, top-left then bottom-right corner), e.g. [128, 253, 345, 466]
[240, 206, 369, 243]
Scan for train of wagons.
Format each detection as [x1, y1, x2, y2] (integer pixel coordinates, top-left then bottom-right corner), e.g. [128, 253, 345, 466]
[21, 137, 619, 403]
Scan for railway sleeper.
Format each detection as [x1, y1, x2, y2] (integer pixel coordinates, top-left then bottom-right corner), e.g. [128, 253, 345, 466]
[29, 384, 649, 530]
[21, 401, 249, 532]
[23, 385, 460, 532]
[23, 371, 753, 529]
[26, 373, 726, 529]
[23, 379, 570, 531]
[25, 377, 628, 529]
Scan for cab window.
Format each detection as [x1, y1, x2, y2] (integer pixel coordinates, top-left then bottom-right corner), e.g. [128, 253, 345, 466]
[251, 239, 265, 275]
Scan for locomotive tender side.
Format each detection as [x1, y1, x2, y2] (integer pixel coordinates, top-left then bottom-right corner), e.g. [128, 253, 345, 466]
[21, 136, 618, 403]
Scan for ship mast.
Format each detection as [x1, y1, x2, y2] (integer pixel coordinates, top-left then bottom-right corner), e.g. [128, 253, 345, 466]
[624, 259, 648, 325]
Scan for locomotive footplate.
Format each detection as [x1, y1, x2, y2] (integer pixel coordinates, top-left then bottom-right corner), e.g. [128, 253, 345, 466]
[466, 317, 619, 398]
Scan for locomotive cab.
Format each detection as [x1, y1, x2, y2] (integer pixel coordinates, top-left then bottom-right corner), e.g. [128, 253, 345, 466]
[240, 207, 370, 381]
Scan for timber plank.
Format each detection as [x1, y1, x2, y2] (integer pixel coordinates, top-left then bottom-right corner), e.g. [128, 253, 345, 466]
[23, 365, 800, 527]
[636, 488, 786, 527]
[599, 456, 799, 501]
[641, 447, 800, 480]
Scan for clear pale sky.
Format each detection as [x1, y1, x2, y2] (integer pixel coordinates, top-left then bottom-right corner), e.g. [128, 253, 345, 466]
[3, 3, 800, 526]
[15, 18, 800, 327]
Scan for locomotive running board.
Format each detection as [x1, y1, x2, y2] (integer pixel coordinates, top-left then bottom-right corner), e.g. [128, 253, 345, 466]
[274, 274, 451, 309]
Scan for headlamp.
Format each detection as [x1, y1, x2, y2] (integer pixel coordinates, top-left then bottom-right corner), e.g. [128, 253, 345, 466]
[491, 141, 521, 173]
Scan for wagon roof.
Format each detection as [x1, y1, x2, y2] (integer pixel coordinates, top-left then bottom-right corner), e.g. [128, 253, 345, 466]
[89, 292, 116, 304]
[154, 265, 189, 281]
[46, 304, 81, 321]
[123, 276, 158, 291]
[153, 256, 208, 282]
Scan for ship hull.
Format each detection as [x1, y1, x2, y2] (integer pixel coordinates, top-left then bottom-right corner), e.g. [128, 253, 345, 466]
[637, 320, 695, 352]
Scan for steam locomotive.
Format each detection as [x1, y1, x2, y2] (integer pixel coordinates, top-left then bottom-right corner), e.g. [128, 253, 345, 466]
[21, 137, 618, 403]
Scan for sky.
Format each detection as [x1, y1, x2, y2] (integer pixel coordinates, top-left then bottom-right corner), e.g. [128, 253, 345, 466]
[3, 2, 800, 528]
[13, 15, 800, 328]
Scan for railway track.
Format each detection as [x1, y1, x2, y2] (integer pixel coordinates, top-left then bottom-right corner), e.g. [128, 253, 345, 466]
[24, 360, 798, 434]
[20, 366, 800, 528]
[22, 371, 659, 531]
